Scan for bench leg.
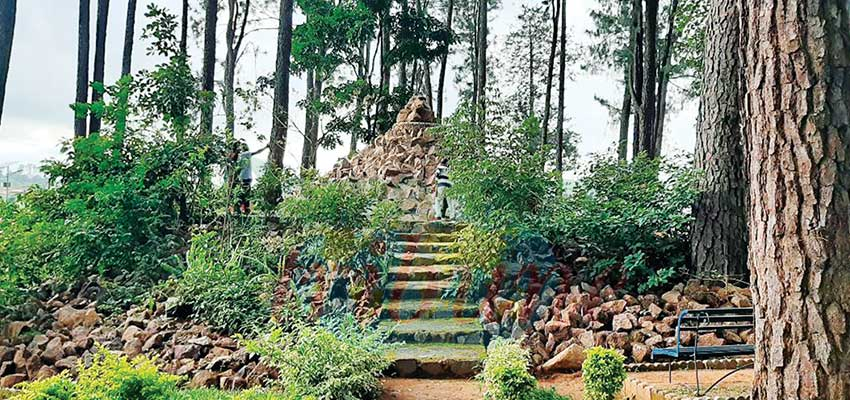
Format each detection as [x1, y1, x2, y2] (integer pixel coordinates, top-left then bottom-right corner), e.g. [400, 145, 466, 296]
[668, 362, 672, 384]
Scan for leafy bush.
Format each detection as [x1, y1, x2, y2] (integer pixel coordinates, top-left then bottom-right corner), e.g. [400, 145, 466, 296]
[243, 314, 391, 400]
[278, 174, 381, 231]
[175, 232, 275, 334]
[10, 348, 183, 400]
[451, 225, 507, 293]
[436, 107, 563, 229]
[181, 389, 306, 400]
[480, 338, 570, 400]
[581, 347, 626, 400]
[542, 155, 700, 292]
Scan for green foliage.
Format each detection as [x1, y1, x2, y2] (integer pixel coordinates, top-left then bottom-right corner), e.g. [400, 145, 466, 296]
[10, 349, 183, 400]
[581, 347, 626, 400]
[451, 225, 507, 291]
[436, 107, 563, 229]
[480, 338, 570, 400]
[542, 154, 699, 292]
[278, 175, 380, 231]
[243, 314, 391, 400]
[180, 389, 305, 400]
[174, 232, 274, 334]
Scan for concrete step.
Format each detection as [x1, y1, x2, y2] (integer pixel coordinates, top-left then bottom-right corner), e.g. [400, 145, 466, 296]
[385, 343, 486, 378]
[387, 265, 461, 281]
[391, 252, 461, 266]
[385, 280, 454, 300]
[380, 299, 479, 320]
[410, 221, 464, 234]
[392, 232, 457, 243]
[389, 241, 455, 253]
[379, 318, 485, 345]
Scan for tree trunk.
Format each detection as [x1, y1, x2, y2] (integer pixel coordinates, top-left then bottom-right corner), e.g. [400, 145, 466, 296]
[224, 0, 250, 137]
[88, 0, 108, 135]
[301, 70, 320, 172]
[475, 0, 487, 120]
[617, 67, 631, 161]
[378, 11, 390, 132]
[690, 0, 746, 280]
[268, 0, 293, 172]
[436, 0, 453, 121]
[201, 0, 218, 137]
[741, 0, 850, 398]
[654, 0, 679, 155]
[541, 0, 560, 147]
[527, 24, 534, 118]
[629, 0, 643, 159]
[0, 0, 16, 126]
[121, 0, 136, 76]
[554, 0, 566, 171]
[638, 0, 658, 158]
[180, 0, 188, 55]
[74, 0, 90, 138]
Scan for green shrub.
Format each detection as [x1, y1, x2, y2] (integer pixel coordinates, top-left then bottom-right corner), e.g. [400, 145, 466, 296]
[175, 232, 274, 334]
[10, 348, 183, 400]
[181, 389, 306, 400]
[451, 225, 507, 292]
[581, 347, 626, 400]
[543, 155, 700, 292]
[243, 314, 391, 400]
[278, 175, 381, 231]
[480, 338, 537, 400]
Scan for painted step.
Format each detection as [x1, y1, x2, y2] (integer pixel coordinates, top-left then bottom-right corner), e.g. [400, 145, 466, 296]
[391, 252, 461, 266]
[379, 318, 485, 345]
[380, 299, 479, 320]
[411, 221, 465, 234]
[387, 265, 461, 281]
[390, 241, 455, 253]
[392, 232, 457, 243]
[385, 280, 454, 300]
[385, 343, 486, 378]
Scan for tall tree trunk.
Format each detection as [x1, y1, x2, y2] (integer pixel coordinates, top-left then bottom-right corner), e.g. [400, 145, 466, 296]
[268, 0, 293, 172]
[436, 0, 453, 121]
[180, 0, 188, 55]
[88, 0, 109, 135]
[690, 0, 746, 280]
[554, 0, 566, 171]
[541, 0, 560, 147]
[121, 0, 136, 76]
[629, 0, 643, 159]
[654, 0, 679, 154]
[742, 1, 850, 398]
[617, 67, 631, 161]
[424, 62, 433, 110]
[475, 0, 487, 120]
[301, 70, 317, 173]
[201, 0, 218, 137]
[378, 11, 390, 132]
[527, 25, 534, 118]
[74, 0, 90, 138]
[638, 0, 658, 158]
[224, 0, 250, 136]
[0, 0, 16, 126]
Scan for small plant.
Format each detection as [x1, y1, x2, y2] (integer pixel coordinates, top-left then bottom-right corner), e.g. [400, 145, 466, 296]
[581, 347, 626, 400]
[480, 338, 537, 400]
[452, 225, 507, 292]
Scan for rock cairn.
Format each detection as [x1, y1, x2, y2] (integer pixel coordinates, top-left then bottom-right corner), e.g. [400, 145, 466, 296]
[329, 96, 441, 217]
[0, 280, 275, 389]
[479, 279, 754, 372]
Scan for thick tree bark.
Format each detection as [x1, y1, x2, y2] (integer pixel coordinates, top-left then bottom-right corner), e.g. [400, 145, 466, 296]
[88, 0, 109, 135]
[475, 0, 487, 120]
[268, 0, 293, 171]
[224, 0, 250, 136]
[74, 0, 90, 138]
[741, 0, 850, 398]
[436, 0, 453, 121]
[554, 0, 566, 171]
[541, 0, 559, 147]
[690, 0, 746, 280]
[180, 0, 188, 55]
[617, 67, 631, 161]
[201, 0, 218, 137]
[0, 0, 16, 126]
[121, 0, 136, 76]
[638, 0, 658, 158]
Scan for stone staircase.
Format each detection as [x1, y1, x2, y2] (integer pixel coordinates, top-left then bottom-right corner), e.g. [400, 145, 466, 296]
[379, 221, 486, 378]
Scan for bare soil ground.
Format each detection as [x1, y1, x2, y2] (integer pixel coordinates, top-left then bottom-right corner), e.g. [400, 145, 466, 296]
[381, 368, 753, 400]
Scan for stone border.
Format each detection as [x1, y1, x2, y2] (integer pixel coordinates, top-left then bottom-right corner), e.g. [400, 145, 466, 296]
[621, 358, 753, 400]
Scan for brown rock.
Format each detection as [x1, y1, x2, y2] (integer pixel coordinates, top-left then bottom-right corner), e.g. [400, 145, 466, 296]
[4, 321, 32, 339]
[122, 326, 143, 343]
[631, 343, 650, 363]
[27, 335, 49, 353]
[541, 343, 586, 372]
[723, 330, 743, 344]
[601, 300, 627, 314]
[645, 334, 664, 348]
[577, 330, 595, 349]
[661, 290, 682, 305]
[697, 333, 725, 347]
[0, 347, 14, 363]
[189, 336, 213, 347]
[55, 306, 100, 329]
[55, 356, 78, 371]
[123, 338, 143, 358]
[0, 373, 27, 388]
[174, 344, 201, 361]
[612, 313, 634, 332]
[190, 370, 219, 388]
[648, 303, 664, 319]
[35, 365, 57, 379]
[142, 332, 166, 352]
[607, 332, 630, 350]
[731, 294, 752, 308]
[0, 361, 15, 376]
[214, 337, 238, 350]
[41, 337, 65, 364]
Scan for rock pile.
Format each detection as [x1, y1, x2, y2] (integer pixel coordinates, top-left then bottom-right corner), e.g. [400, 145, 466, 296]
[479, 279, 754, 372]
[329, 97, 442, 217]
[0, 281, 274, 389]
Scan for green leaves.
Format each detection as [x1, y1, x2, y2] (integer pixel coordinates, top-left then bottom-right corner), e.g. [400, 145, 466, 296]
[581, 347, 626, 400]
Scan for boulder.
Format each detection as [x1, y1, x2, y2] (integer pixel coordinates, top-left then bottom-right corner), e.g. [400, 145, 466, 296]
[631, 343, 650, 363]
[55, 306, 100, 329]
[190, 370, 219, 388]
[612, 313, 634, 332]
[41, 337, 65, 364]
[697, 333, 725, 347]
[541, 343, 586, 372]
[0, 373, 27, 388]
[174, 344, 201, 361]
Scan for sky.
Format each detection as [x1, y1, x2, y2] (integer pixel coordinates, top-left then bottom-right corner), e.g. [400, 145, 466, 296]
[0, 0, 698, 174]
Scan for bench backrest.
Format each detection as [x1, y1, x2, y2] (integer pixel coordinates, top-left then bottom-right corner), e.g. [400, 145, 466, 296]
[675, 308, 754, 352]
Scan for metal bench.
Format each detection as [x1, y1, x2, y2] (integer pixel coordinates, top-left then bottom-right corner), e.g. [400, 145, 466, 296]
[651, 307, 754, 396]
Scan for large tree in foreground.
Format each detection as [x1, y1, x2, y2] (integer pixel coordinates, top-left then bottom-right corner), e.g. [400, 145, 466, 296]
[121, 0, 137, 76]
[74, 0, 91, 138]
[200, 0, 218, 137]
[741, 0, 850, 398]
[268, 0, 293, 171]
[690, 0, 746, 280]
[0, 0, 16, 126]
[88, 0, 109, 135]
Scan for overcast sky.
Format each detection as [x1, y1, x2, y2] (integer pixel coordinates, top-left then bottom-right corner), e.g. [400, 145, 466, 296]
[0, 0, 697, 173]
